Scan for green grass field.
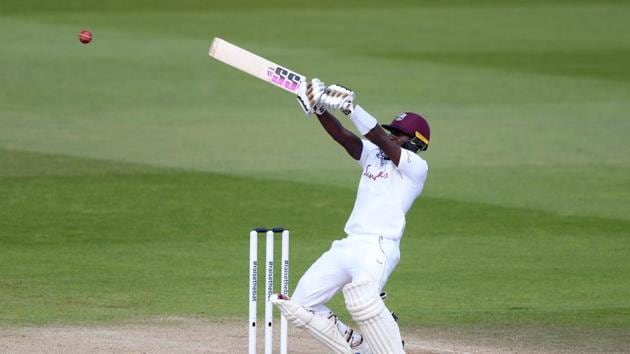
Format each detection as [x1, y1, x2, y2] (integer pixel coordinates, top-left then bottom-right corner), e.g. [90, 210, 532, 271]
[1, 0, 629, 349]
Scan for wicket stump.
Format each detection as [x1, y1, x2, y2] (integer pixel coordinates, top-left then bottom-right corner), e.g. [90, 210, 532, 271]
[249, 227, 290, 354]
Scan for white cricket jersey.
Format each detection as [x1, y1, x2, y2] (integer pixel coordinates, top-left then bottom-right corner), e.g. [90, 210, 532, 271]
[344, 139, 428, 241]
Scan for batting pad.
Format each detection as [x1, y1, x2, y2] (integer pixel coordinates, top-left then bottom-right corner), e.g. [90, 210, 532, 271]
[343, 281, 405, 354]
[271, 295, 354, 354]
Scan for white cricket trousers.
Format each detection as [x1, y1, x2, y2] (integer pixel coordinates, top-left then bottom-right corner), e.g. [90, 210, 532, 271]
[291, 234, 400, 314]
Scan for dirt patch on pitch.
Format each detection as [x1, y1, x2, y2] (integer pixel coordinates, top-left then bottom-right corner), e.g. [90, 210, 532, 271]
[0, 317, 627, 353]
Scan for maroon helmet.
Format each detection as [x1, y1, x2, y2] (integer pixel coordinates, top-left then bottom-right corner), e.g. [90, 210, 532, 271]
[382, 112, 430, 151]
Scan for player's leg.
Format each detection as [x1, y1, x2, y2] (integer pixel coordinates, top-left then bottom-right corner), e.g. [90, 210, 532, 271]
[332, 310, 373, 353]
[272, 294, 353, 353]
[344, 237, 405, 353]
[349, 236, 401, 291]
[332, 291, 395, 354]
[311, 236, 401, 354]
[290, 239, 352, 312]
[272, 239, 354, 353]
[292, 239, 376, 352]
[343, 280, 405, 354]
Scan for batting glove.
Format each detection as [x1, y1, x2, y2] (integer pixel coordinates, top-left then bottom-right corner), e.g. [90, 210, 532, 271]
[319, 84, 356, 115]
[296, 78, 326, 116]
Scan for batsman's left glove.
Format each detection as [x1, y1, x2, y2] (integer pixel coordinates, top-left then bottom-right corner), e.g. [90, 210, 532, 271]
[319, 84, 356, 115]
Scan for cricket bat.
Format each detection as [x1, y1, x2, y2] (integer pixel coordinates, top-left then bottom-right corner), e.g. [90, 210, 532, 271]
[208, 37, 305, 94]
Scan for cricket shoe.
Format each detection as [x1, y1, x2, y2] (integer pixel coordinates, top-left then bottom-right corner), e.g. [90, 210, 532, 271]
[350, 335, 372, 354]
[330, 313, 372, 354]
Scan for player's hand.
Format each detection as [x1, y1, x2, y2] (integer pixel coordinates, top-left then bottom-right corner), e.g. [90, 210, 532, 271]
[319, 84, 356, 115]
[296, 78, 326, 116]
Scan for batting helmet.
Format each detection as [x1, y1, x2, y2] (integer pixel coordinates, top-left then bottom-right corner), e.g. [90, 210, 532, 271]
[382, 112, 430, 152]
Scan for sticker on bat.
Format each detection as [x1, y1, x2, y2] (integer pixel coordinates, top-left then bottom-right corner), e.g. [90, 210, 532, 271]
[267, 66, 302, 92]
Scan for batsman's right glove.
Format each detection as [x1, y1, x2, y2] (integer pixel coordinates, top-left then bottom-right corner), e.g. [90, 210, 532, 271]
[296, 78, 326, 116]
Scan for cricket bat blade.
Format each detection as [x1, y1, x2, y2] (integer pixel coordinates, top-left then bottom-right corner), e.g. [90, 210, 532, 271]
[208, 37, 305, 94]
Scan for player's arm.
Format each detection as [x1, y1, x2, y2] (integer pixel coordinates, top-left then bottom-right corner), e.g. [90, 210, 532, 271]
[363, 123, 402, 165]
[297, 79, 362, 160]
[318, 85, 404, 165]
[315, 111, 363, 160]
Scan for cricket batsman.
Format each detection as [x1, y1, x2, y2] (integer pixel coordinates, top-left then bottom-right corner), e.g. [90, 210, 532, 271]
[272, 79, 431, 353]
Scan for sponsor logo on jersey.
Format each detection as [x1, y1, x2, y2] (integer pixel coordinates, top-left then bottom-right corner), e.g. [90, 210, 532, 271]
[363, 164, 389, 181]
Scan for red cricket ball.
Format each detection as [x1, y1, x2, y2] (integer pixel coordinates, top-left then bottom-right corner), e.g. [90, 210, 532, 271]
[79, 30, 93, 44]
